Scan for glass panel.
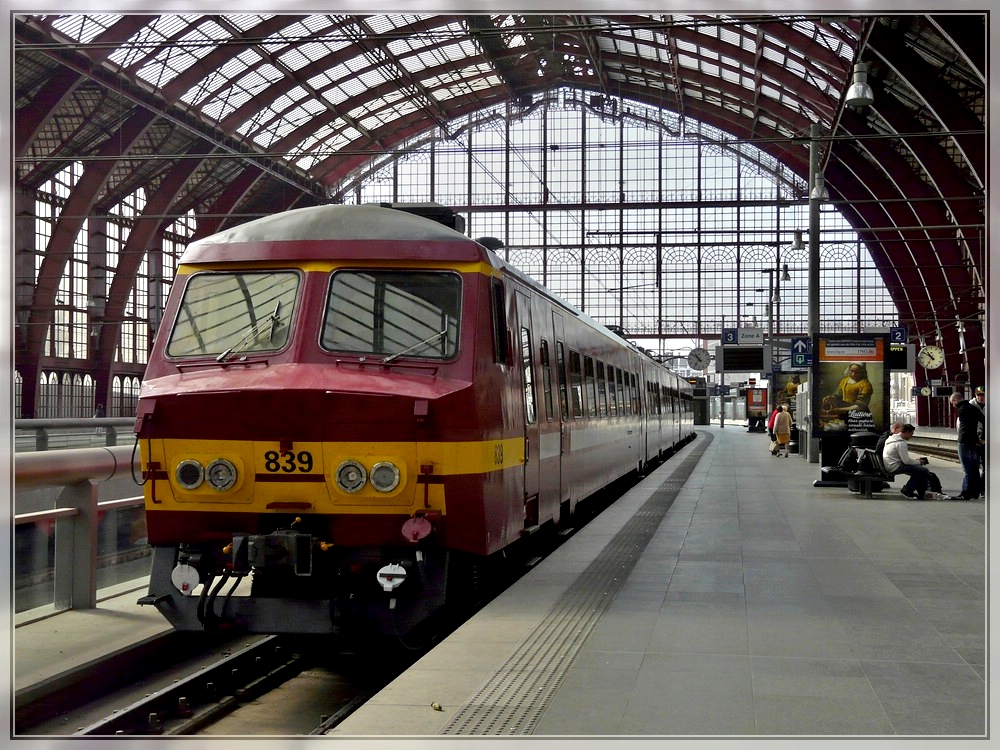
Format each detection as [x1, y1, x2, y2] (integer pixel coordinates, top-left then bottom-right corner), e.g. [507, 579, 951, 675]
[14, 522, 55, 613]
[166, 272, 298, 358]
[322, 271, 461, 359]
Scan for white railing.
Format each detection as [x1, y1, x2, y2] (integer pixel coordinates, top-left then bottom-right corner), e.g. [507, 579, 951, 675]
[14, 445, 146, 616]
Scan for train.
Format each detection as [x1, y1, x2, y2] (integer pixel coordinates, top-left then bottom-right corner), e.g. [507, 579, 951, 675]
[135, 202, 695, 638]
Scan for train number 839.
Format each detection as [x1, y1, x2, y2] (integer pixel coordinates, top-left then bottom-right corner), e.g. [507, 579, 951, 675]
[263, 450, 314, 473]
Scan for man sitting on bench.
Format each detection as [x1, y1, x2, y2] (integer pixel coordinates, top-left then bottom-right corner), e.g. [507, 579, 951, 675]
[882, 423, 930, 500]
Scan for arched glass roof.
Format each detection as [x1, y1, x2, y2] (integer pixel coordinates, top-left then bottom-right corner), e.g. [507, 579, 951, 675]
[12, 11, 987, 416]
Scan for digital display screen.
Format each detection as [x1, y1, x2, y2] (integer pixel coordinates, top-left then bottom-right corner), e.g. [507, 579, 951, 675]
[715, 346, 767, 372]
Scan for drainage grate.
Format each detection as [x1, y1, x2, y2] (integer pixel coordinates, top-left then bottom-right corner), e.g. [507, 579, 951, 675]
[441, 435, 711, 735]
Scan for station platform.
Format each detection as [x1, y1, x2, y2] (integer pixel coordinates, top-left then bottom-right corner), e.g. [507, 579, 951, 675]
[12, 424, 987, 742]
[332, 425, 987, 740]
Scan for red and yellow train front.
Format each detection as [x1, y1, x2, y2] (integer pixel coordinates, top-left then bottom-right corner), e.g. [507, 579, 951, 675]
[136, 209, 522, 635]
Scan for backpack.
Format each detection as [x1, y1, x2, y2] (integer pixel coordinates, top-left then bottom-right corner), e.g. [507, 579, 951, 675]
[927, 471, 942, 493]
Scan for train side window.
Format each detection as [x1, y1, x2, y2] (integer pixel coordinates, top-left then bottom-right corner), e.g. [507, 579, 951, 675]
[616, 369, 626, 414]
[596, 361, 608, 417]
[631, 372, 640, 415]
[584, 356, 597, 418]
[491, 278, 508, 363]
[540, 339, 554, 421]
[557, 342, 569, 420]
[569, 350, 583, 418]
[520, 327, 536, 424]
[607, 365, 618, 417]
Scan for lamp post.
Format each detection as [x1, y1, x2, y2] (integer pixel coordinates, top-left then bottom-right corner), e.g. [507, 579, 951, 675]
[760, 263, 791, 372]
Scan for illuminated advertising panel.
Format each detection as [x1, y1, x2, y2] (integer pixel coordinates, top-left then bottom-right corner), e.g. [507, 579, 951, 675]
[811, 334, 889, 438]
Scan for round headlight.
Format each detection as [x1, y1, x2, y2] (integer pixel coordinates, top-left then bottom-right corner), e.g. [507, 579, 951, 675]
[335, 460, 367, 493]
[176, 460, 204, 489]
[206, 458, 238, 491]
[370, 461, 400, 492]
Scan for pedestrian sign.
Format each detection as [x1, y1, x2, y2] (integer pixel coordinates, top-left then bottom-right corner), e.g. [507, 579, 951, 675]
[791, 337, 811, 368]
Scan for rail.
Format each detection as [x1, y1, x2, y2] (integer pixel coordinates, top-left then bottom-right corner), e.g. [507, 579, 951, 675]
[14, 445, 145, 616]
[14, 417, 135, 452]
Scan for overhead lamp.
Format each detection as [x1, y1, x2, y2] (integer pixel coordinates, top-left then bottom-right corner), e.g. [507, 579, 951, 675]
[845, 61, 874, 108]
[810, 175, 829, 201]
[780, 263, 791, 282]
[790, 230, 804, 251]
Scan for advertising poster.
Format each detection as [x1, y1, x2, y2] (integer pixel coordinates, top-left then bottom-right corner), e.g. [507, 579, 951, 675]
[772, 372, 807, 418]
[811, 335, 888, 437]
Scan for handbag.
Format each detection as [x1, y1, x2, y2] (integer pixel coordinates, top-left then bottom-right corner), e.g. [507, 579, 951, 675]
[769, 440, 778, 455]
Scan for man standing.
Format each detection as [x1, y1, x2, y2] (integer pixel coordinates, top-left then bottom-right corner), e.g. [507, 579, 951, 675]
[950, 391, 985, 501]
[882, 423, 930, 499]
[970, 386, 986, 496]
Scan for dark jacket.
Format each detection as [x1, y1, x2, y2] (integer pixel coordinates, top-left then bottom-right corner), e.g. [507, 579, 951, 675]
[955, 399, 985, 446]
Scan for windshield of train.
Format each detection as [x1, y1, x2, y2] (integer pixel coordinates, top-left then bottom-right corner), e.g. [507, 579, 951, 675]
[166, 272, 299, 359]
[322, 270, 461, 360]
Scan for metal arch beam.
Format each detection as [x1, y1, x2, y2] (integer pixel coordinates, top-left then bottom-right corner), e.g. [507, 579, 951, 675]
[866, 20, 984, 189]
[91, 139, 218, 408]
[157, 15, 313, 103]
[189, 164, 269, 239]
[317, 80, 817, 194]
[843, 88, 985, 279]
[823, 156, 935, 336]
[831, 119, 979, 306]
[14, 66, 83, 156]
[830, 140, 953, 321]
[215, 14, 470, 146]
[657, 22, 848, 113]
[927, 14, 985, 84]
[19, 107, 158, 418]
[826, 147, 980, 383]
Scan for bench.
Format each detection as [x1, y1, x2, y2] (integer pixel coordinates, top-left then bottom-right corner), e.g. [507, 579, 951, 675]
[847, 432, 894, 499]
[848, 447, 894, 498]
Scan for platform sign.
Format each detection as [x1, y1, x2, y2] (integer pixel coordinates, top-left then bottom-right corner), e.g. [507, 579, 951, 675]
[722, 328, 738, 345]
[791, 337, 811, 368]
[811, 334, 889, 438]
[889, 326, 907, 344]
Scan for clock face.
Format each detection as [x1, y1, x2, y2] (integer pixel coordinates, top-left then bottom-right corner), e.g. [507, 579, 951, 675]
[917, 345, 945, 369]
[687, 347, 711, 370]
[920, 386, 932, 397]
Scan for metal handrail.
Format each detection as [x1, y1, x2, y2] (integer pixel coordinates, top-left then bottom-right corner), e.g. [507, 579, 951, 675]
[14, 445, 146, 614]
[14, 417, 135, 451]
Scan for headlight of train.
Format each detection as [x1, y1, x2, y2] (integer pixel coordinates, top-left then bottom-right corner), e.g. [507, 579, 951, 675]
[176, 459, 205, 490]
[335, 460, 367, 493]
[206, 458, 238, 491]
[369, 461, 401, 492]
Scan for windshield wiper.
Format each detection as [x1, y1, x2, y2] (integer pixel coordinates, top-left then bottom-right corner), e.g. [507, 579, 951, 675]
[382, 329, 448, 363]
[216, 301, 281, 362]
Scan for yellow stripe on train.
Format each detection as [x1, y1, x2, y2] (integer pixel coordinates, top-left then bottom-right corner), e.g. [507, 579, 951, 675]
[142, 437, 526, 514]
[176, 260, 499, 275]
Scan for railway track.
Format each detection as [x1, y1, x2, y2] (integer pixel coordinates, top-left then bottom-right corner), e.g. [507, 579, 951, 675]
[907, 435, 959, 463]
[17, 462, 648, 737]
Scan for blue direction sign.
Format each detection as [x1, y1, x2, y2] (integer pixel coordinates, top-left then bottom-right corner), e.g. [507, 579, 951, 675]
[791, 336, 812, 368]
[722, 328, 738, 345]
[712, 384, 732, 396]
[890, 326, 907, 343]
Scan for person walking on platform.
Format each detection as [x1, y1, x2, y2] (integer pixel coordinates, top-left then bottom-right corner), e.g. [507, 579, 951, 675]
[767, 404, 781, 455]
[950, 391, 985, 501]
[773, 403, 793, 457]
[882, 423, 930, 499]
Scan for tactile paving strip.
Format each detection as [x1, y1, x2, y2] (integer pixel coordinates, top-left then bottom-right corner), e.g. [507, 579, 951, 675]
[440, 435, 711, 734]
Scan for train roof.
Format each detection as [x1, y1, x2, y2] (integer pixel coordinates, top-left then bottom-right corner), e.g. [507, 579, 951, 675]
[180, 203, 678, 377]
[180, 203, 495, 265]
